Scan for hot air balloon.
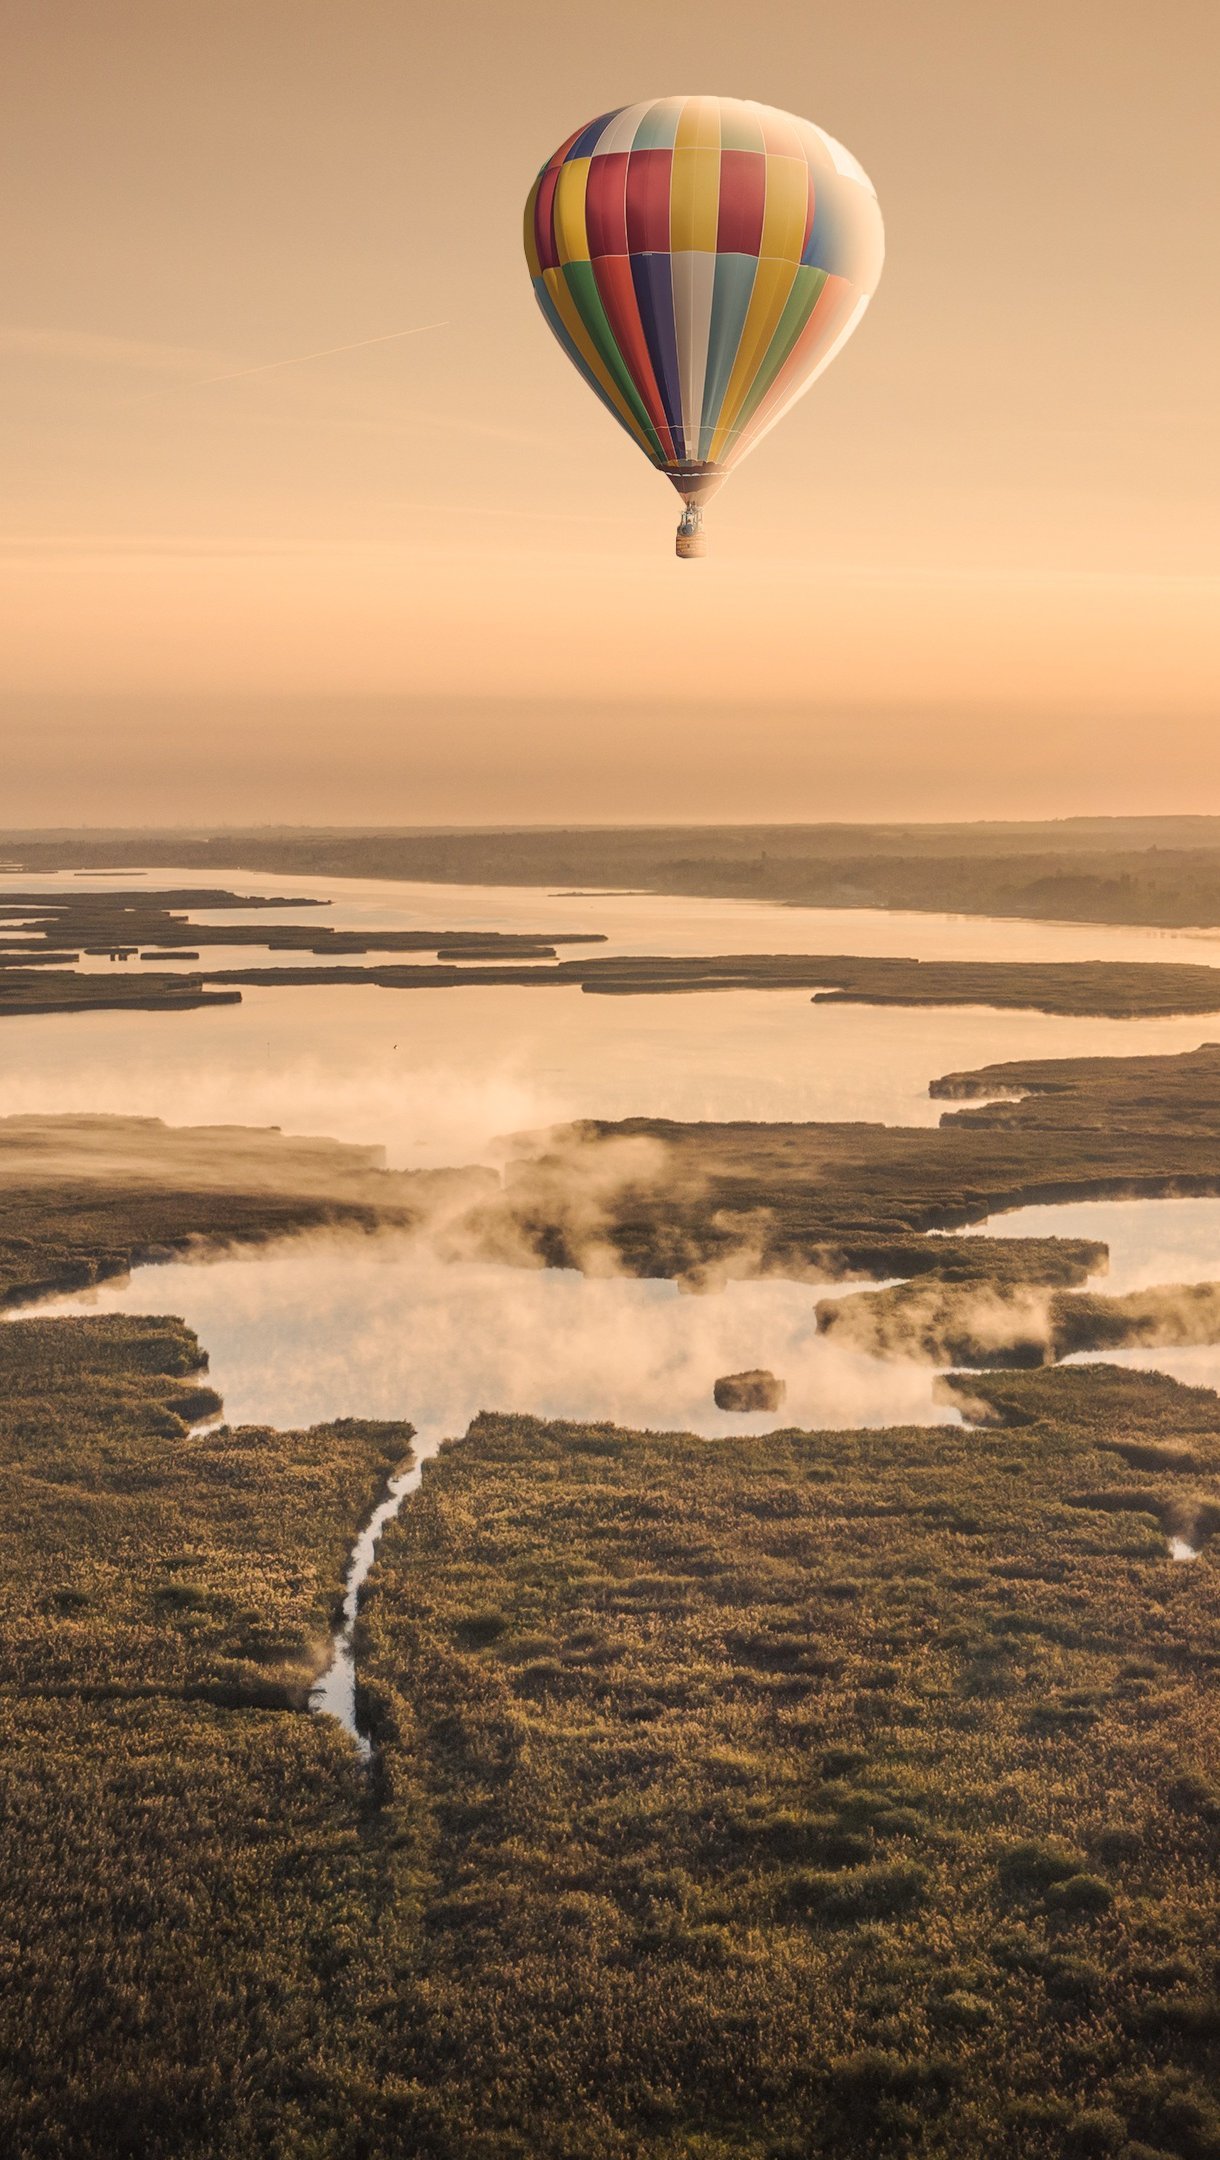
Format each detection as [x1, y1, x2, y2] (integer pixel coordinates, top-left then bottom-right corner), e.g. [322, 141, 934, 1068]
[524, 96, 884, 557]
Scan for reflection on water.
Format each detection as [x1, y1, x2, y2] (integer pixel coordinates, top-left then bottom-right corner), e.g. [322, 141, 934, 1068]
[29, 1232, 952, 1438]
[29, 1230, 959, 1749]
[12, 871, 1220, 1742]
[9, 990, 1219, 1169]
[4, 871, 1220, 1166]
[65, 945, 574, 977]
[970, 1197, 1220, 1418]
[25, 1210, 1220, 1741]
[965, 1196, 1220, 1295]
[1068, 1342, 1220, 1399]
[21, 865, 1220, 967]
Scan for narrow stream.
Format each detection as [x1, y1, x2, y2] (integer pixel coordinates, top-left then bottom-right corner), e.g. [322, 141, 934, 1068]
[308, 1456, 430, 1756]
[23, 1234, 954, 1758]
[11, 871, 1220, 1760]
[21, 1194, 1220, 1753]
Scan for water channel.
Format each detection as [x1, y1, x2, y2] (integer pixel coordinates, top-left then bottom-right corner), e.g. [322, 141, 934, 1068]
[8, 868, 1220, 1741]
[6, 868, 1220, 1162]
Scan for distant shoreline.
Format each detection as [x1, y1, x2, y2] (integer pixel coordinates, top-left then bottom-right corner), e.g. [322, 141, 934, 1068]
[11, 820, 1220, 930]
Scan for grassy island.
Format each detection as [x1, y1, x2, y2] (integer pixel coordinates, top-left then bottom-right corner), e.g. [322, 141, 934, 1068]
[8, 878, 1220, 1021]
[499, 1045, 1220, 1284]
[0, 1112, 490, 1309]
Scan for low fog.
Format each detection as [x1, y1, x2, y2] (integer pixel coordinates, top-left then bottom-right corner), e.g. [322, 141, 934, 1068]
[31, 1226, 954, 1441]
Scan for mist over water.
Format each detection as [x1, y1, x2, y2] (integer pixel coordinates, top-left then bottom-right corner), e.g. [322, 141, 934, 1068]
[31, 1231, 953, 1438]
[24, 1202, 960, 1754]
[10, 870, 1220, 1442]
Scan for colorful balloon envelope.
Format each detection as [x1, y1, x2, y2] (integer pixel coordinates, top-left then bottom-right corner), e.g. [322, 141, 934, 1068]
[525, 96, 884, 556]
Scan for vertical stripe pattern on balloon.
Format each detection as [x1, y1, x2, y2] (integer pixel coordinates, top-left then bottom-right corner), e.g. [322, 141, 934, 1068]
[524, 94, 884, 477]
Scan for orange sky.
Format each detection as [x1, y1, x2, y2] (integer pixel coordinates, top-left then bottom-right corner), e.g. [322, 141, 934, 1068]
[2, 0, 1217, 824]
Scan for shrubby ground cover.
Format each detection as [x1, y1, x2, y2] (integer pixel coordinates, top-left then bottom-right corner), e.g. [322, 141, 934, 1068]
[3, 1321, 1220, 2156]
[499, 1045, 1220, 1286]
[0, 1113, 478, 1309]
[0, 1316, 411, 2158]
[359, 1370, 1220, 2159]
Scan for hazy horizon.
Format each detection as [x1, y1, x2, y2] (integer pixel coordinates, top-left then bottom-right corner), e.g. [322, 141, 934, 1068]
[7, 689, 1220, 827]
[3, 0, 1217, 823]
[6, 10, 1220, 2151]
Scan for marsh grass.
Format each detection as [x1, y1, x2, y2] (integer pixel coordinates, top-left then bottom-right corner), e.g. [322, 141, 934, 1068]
[0, 1315, 415, 2157]
[357, 1367, 1220, 2157]
[5, 1177, 1220, 2151]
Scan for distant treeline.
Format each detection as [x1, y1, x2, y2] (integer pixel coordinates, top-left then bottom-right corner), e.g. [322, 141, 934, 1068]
[14, 818, 1220, 925]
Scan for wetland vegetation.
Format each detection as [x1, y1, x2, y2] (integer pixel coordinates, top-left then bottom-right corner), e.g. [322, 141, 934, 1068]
[0, 883, 591, 961]
[497, 1044, 1220, 1287]
[0, 1313, 415, 2156]
[10, 883, 1220, 1019]
[354, 1371, 1220, 2157]
[0, 1112, 487, 1309]
[819, 1274, 1220, 1369]
[7, 1312, 1220, 2158]
[4, 846, 1220, 2155]
[194, 952, 1220, 1015]
[11, 1035, 1220, 1323]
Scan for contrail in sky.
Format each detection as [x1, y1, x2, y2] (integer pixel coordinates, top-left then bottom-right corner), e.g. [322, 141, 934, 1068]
[131, 319, 448, 401]
[184, 319, 449, 387]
